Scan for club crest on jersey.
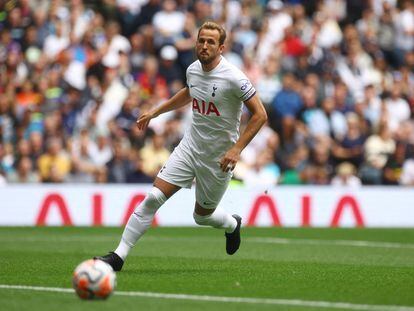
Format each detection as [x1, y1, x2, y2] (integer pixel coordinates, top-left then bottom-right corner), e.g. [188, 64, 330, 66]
[192, 98, 220, 116]
[212, 84, 217, 97]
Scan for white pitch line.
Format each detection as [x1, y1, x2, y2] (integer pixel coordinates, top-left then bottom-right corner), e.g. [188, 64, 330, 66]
[0, 285, 74, 293]
[247, 237, 414, 250]
[0, 284, 413, 311]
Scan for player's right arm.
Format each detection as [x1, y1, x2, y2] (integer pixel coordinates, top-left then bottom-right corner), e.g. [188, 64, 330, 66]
[136, 87, 191, 130]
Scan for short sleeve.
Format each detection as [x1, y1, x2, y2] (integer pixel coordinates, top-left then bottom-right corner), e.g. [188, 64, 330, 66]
[232, 73, 256, 102]
[185, 66, 190, 88]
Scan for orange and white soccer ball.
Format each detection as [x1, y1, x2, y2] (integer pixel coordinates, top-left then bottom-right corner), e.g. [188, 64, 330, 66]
[72, 259, 116, 300]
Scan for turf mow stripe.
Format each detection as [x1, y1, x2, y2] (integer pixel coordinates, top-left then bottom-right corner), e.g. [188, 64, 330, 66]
[1, 235, 414, 250]
[248, 237, 414, 249]
[0, 284, 413, 311]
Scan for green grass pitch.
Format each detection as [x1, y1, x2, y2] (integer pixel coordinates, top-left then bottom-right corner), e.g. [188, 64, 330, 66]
[0, 226, 414, 311]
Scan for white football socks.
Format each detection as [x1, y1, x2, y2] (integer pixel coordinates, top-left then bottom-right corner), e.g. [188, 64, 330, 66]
[115, 187, 167, 260]
[193, 208, 237, 233]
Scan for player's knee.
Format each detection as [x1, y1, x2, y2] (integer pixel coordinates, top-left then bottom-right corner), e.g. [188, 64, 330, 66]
[133, 187, 167, 224]
[193, 212, 212, 226]
[139, 187, 167, 210]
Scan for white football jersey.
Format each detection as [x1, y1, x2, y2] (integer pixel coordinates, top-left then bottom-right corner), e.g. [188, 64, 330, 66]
[180, 56, 256, 161]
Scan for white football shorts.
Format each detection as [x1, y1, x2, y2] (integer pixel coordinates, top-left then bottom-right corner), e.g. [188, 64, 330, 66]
[157, 145, 232, 209]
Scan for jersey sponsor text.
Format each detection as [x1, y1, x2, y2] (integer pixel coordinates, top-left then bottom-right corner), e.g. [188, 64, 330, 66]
[192, 98, 220, 116]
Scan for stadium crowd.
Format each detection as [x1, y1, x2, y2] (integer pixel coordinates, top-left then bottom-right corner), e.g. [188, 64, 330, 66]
[0, 0, 414, 186]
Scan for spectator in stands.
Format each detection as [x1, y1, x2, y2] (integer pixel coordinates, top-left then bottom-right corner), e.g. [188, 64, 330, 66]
[256, 57, 282, 109]
[128, 32, 147, 75]
[279, 144, 309, 184]
[394, 0, 414, 67]
[15, 138, 32, 165]
[360, 122, 395, 184]
[66, 134, 96, 183]
[175, 13, 197, 74]
[281, 25, 306, 60]
[136, 55, 169, 101]
[102, 20, 131, 69]
[307, 139, 335, 179]
[116, 0, 145, 37]
[7, 156, 39, 183]
[31, 8, 50, 48]
[259, 0, 292, 63]
[106, 140, 131, 183]
[28, 131, 44, 165]
[6, 6, 28, 44]
[96, 66, 129, 133]
[400, 157, 414, 186]
[88, 134, 112, 167]
[243, 147, 280, 187]
[16, 79, 40, 109]
[115, 91, 140, 136]
[383, 141, 407, 185]
[0, 144, 13, 175]
[270, 73, 303, 145]
[384, 82, 411, 133]
[306, 97, 347, 141]
[332, 112, 366, 168]
[301, 164, 330, 185]
[94, 166, 108, 183]
[331, 161, 361, 187]
[333, 82, 355, 114]
[140, 133, 170, 178]
[43, 20, 69, 61]
[163, 117, 183, 151]
[158, 45, 183, 89]
[152, 0, 185, 48]
[40, 68, 64, 113]
[297, 85, 318, 132]
[233, 5, 258, 55]
[361, 84, 383, 129]
[0, 94, 15, 144]
[126, 151, 153, 184]
[38, 137, 71, 182]
[129, 122, 152, 150]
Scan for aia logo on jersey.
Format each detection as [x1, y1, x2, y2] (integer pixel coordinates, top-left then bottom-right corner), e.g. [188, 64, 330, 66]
[192, 98, 220, 116]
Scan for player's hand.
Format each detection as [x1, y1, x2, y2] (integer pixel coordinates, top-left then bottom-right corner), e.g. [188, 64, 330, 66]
[219, 146, 241, 172]
[136, 112, 154, 131]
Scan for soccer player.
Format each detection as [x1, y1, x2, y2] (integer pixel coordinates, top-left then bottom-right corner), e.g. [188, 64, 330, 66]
[95, 21, 267, 271]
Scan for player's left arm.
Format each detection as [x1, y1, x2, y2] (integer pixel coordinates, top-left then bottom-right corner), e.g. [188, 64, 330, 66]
[219, 94, 267, 172]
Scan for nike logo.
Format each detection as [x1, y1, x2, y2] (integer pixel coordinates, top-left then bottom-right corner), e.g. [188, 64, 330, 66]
[190, 84, 197, 88]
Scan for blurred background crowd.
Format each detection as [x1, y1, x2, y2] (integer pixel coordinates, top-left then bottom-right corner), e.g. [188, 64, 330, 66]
[0, 0, 414, 186]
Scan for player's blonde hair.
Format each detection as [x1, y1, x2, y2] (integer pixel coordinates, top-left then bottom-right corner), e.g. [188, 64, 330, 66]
[198, 21, 227, 45]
